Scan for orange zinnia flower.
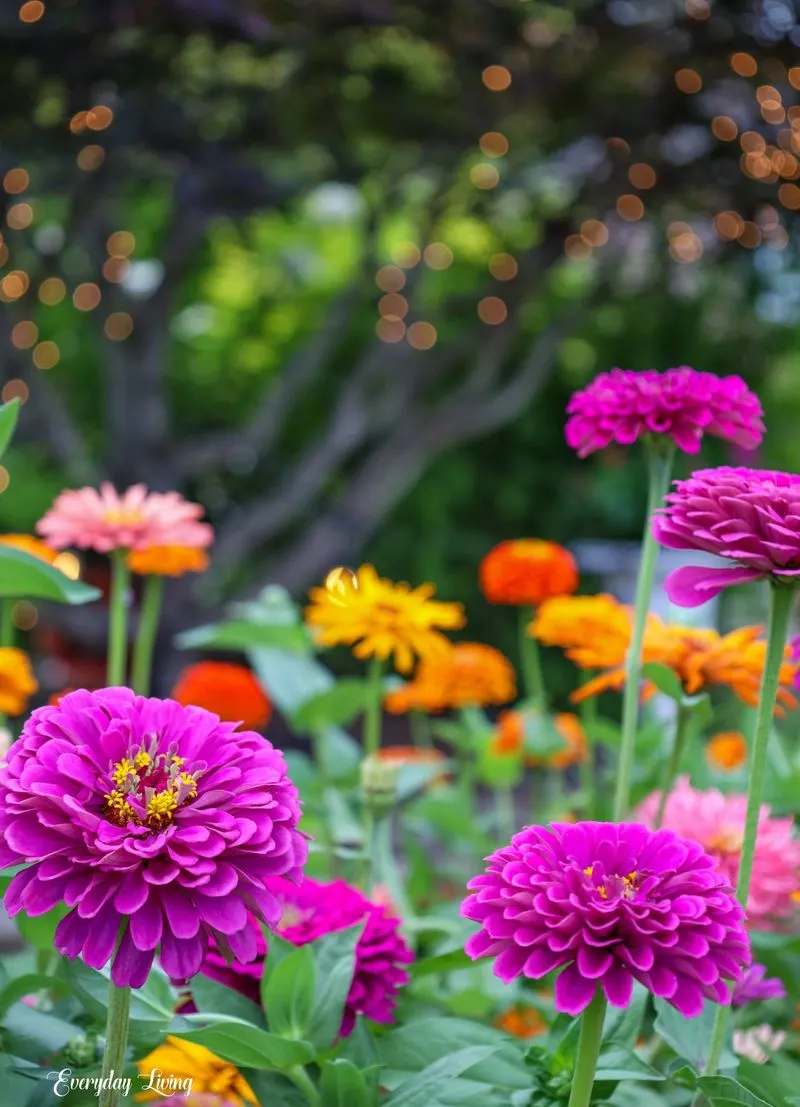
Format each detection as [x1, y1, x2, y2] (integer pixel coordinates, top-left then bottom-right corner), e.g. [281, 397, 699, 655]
[479, 540, 578, 607]
[0, 533, 59, 564]
[495, 1005, 548, 1039]
[706, 732, 748, 772]
[490, 710, 588, 769]
[0, 648, 38, 716]
[171, 661, 271, 731]
[384, 643, 516, 714]
[530, 593, 631, 670]
[127, 545, 210, 577]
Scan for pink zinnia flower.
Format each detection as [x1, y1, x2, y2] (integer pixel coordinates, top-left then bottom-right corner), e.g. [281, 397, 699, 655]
[565, 368, 764, 458]
[200, 877, 414, 1037]
[37, 483, 213, 554]
[732, 963, 787, 1006]
[653, 466, 800, 607]
[462, 821, 750, 1018]
[733, 1024, 786, 1064]
[0, 688, 306, 987]
[638, 778, 800, 930]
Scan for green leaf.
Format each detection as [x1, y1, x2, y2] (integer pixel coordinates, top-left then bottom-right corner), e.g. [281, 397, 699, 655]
[191, 973, 267, 1028]
[317, 727, 362, 780]
[307, 923, 364, 1052]
[291, 679, 375, 732]
[320, 1059, 376, 1107]
[66, 960, 177, 1030]
[0, 398, 20, 461]
[240, 1070, 308, 1107]
[653, 997, 737, 1073]
[1, 1003, 76, 1061]
[602, 981, 648, 1048]
[250, 647, 335, 715]
[172, 1022, 315, 1070]
[262, 945, 316, 1039]
[521, 709, 569, 759]
[377, 1017, 528, 1091]
[15, 904, 69, 949]
[382, 1046, 499, 1107]
[642, 662, 684, 701]
[0, 547, 101, 604]
[0, 974, 67, 1017]
[177, 619, 312, 654]
[0, 1052, 48, 1107]
[476, 742, 522, 788]
[412, 948, 473, 979]
[594, 1041, 665, 1083]
[696, 1076, 772, 1107]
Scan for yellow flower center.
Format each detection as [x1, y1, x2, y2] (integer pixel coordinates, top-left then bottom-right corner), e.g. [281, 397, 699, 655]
[709, 827, 743, 856]
[104, 740, 199, 831]
[103, 507, 145, 526]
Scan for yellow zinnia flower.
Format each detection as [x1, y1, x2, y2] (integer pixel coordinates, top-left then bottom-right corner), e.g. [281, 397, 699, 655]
[305, 563, 465, 673]
[0, 648, 37, 716]
[136, 1037, 257, 1105]
[0, 533, 60, 564]
[384, 642, 515, 712]
[127, 545, 210, 577]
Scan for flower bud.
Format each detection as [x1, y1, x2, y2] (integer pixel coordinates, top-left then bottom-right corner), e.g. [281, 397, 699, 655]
[360, 753, 399, 816]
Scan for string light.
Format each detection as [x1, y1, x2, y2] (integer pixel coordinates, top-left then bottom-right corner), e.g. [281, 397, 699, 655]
[482, 65, 511, 91]
[564, 235, 592, 260]
[790, 68, 800, 91]
[3, 168, 29, 194]
[19, 1, 44, 22]
[69, 112, 88, 134]
[390, 242, 420, 268]
[378, 293, 408, 320]
[675, 69, 702, 93]
[32, 340, 59, 369]
[77, 145, 105, 170]
[477, 296, 508, 324]
[72, 282, 101, 311]
[407, 322, 437, 350]
[628, 163, 657, 189]
[375, 266, 405, 293]
[7, 203, 33, 230]
[423, 243, 453, 269]
[669, 232, 703, 263]
[38, 277, 66, 304]
[778, 183, 800, 209]
[1, 379, 29, 404]
[730, 53, 757, 77]
[711, 116, 738, 141]
[87, 106, 114, 131]
[489, 253, 518, 279]
[616, 194, 644, 221]
[11, 321, 38, 348]
[714, 212, 744, 240]
[107, 231, 135, 257]
[102, 257, 131, 283]
[103, 313, 134, 341]
[2, 271, 30, 300]
[738, 222, 761, 248]
[580, 220, 609, 246]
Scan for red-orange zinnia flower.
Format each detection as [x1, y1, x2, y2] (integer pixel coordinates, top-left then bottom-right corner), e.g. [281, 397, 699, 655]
[127, 545, 210, 577]
[172, 662, 271, 731]
[479, 540, 578, 607]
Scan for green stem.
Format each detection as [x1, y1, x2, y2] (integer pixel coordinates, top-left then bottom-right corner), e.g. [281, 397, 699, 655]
[131, 574, 163, 696]
[578, 678, 597, 818]
[409, 709, 432, 747]
[0, 598, 14, 647]
[519, 606, 547, 710]
[566, 988, 607, 1107]
[288, 1066, 320, 1106]
[613, 442, 674, 821]
[655, 703, 692, 829]
[106, 551, 130, 687]
[98, 983, 131, 1107]
[702, 581, 796, 1082]
[363, 656, 384, 756]
[495, 785, 515, 840]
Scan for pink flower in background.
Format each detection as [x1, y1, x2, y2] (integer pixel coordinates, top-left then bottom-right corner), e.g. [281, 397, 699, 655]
[37, 483, 213, 553]
[0, 688, 306, 987]
[565, 368, 764, 458]
[733, 1024, 786, 1064]
[638, 778, 800, 930]
[201, 877, 414, 1037]
[462, 821, 750, 1018]
[732, 963, 787, 1006]
[653, 467, 800, 607]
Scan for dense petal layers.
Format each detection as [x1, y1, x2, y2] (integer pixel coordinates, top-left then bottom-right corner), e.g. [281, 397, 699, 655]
[172, 663, 271, 732]
[462, 821, 750, 1017]
[384, 642, 516, 713]
[480, 540, 578, 607]
[0, 688, 306, 986]
[732, 963, 787, 1006]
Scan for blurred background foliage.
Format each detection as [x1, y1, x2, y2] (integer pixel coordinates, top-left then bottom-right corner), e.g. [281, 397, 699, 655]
[2, 0, 800, 669]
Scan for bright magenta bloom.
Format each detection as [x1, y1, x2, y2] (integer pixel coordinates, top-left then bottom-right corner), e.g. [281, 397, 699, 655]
[37, 483, 213, 553]
[732, 964, 787, 1006]
[654, 467, 800, 607]
[565, 368, 764, 458]
[462, 821, 750, 1018]
[0, 688, 306, 987]
[201, 877, 414, 1036]
[638, 778, 800, 930]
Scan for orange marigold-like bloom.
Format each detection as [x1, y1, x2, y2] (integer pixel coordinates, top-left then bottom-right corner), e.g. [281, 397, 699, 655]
[384, 643, 516, 714]
[479, 540, 578, 607]
[490, 710, 588, 769]
[171, 661, 271, 731]
[495, 1005, 548, 1039]
[0, 648, 38, 717]
[0, 533, 59, 564]
[127, 545, 210, 577]
[531, 593, 631, 670]
[706, 732, 748, 772]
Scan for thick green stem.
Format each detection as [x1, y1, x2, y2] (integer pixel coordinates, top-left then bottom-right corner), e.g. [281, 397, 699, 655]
[613, 443, 674, 821]
[566, 988, 607, 1107]
[288, 1066, 320, 1106]
[409, 709, 432, 747]
[107, 552, 130, 687]
[701, 582, 796, 1083]
[519, 606, 547, 710]
[131, 574, 163, 696]
[655, 703, 692, 829]
[495, 785, 515, 840]
[363, 656, 384, 756]
[98, 983, 131, 1107]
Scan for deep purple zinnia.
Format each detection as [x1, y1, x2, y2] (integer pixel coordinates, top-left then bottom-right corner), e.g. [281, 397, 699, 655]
[732, 963, 787, 1007]
[0, 688, 307, 987]
[653, 466, 800, 607]
[200, 877, 413, 1037]
[462, 821, 750, 1017]
[565, 368, 764, 458]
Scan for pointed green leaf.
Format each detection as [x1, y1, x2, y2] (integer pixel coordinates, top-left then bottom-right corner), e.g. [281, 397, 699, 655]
[191, 973, 267, 1028]
[291, 679, 375, 732]
[262, 944, 316, 1039]
[0, 547, 101, 604]
[0, 399, 20, 461]
[176, 619, 312, 653]
[172, 1022, 315, 1070]
[307, 922, 364, 1051]
[697, 1076, 772, 1107]
[642, 662, 684, 702]
[382, 1046, 498, 1107]
[320, 1059, 376, 1107]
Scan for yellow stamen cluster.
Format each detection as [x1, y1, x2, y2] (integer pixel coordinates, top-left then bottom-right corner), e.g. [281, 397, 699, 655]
[104, 743, 199, 830]
[146, 790, 178, 830]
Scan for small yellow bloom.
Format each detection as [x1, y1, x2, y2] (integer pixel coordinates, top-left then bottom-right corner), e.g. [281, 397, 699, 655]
[0, 648, 37, 717]
[127, 545, 210, 577]
[384, 642, 515, 713]
[305, 563, 465, 674]
[706, 731, 748, 772]
[136, 1037, 258, 1105]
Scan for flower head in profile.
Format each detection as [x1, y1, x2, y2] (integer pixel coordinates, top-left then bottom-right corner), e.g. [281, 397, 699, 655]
[136, 1037, 256, 1105]
[530, 593, 631, 670]
[128, 546, 210, 578]
[0, 648, 37, 717]
[490, 711, 588, 770]
[565, 368, 764, 458]
[638, 778, 800, 930]
[654, 467, 800, 607]
[732, 963, 787, 1007]
[37, 483, 213, 554]
[0, 534, 60, 564]
[0, 688, 306, 987]
[462, 821, 750, 1017]
[706, 732, 748, 773]
[305, 564, 465, 674]
[172, 662, 271, 732]
[480, 540, 578, 607]
[384, 643, 516, 713]
[201, 877, 414, 1037]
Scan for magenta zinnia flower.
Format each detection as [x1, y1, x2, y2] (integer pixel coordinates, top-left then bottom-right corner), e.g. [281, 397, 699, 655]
[638, 778, 800, 930]
[0, 688, 306, 987]
[200, 877, 413, 1036]
[732, 963, 787, 1006]
[565, 368, 764, 458]
[37, 483, 213, 554]
[462, 821, 750, 1017]
[653, 466, 800, 607]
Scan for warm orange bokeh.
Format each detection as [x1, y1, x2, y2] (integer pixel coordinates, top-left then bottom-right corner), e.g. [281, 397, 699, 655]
[495, 1005, 548, 1039]
[127, 545, 210, 577]
[0, 648, 38, 716]
[490, 710, 588, 769]
[172, 662, 271, 731]
[384, 643, 516, 714]
[706, 731, 748, 772]
[479, 539, 578, 607]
